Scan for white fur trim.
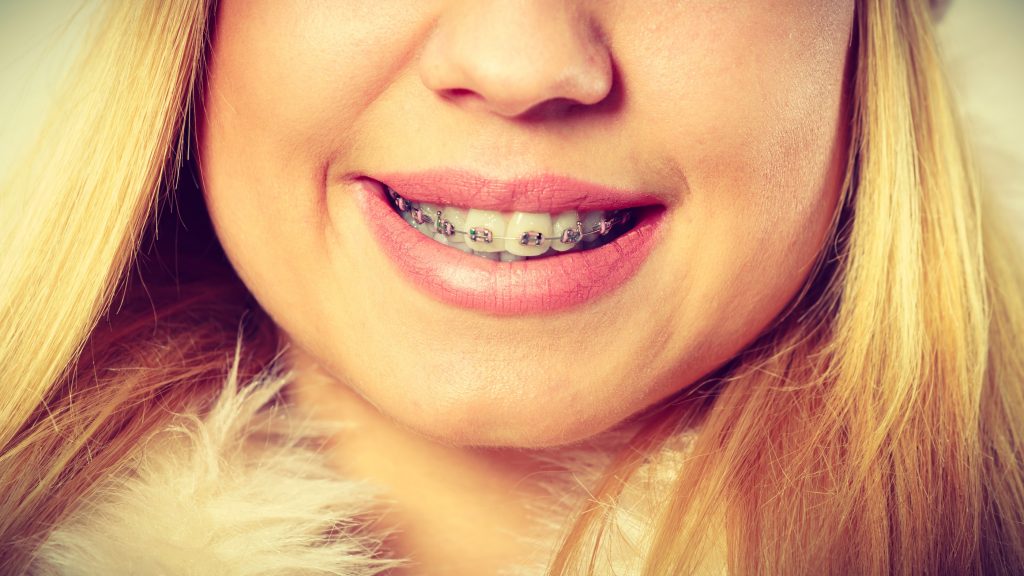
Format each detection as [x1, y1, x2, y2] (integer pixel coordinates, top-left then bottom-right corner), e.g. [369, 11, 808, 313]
[28, 336, 704, 573]
[29, 364, 407, 576]
[26, 356, 699, 575]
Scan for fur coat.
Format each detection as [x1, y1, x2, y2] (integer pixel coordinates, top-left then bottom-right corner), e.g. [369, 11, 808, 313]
[26, 365, 699, 576]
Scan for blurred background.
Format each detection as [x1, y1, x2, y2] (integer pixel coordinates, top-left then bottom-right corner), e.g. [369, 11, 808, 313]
[1, 0, 1022, 222]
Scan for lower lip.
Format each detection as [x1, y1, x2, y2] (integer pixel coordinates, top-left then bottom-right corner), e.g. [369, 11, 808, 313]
[353, 179, 664, 315]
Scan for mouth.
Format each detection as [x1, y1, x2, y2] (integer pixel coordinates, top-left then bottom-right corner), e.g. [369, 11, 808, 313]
[382, 184, 655, 262]
[352, 171, 667, 315]
[375, 169, 664, 261]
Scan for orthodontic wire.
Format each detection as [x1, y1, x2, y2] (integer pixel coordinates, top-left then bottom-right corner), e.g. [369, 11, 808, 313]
[387, 189, 631, 244]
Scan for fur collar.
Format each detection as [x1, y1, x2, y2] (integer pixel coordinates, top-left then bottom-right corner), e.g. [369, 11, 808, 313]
[28, 365, 697, 575]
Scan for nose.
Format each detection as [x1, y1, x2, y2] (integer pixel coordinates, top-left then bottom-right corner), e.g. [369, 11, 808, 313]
[418, 1, 613, 119]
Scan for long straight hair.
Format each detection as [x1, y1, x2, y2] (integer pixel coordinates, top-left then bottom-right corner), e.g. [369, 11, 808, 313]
[0, 1, 275, 570]
[1, 0, 1021, 574]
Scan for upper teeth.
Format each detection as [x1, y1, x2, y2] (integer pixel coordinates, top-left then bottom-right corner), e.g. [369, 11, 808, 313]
[386, 187, 629, 259]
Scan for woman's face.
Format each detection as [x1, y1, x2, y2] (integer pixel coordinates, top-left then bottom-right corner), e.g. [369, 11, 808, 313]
[198, 0, 854, 447]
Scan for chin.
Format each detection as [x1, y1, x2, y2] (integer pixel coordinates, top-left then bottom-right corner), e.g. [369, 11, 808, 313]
[375, 379, 635, 449]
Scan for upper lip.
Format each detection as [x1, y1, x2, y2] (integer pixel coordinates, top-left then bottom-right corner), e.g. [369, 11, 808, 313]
[368, 169, 665, 213]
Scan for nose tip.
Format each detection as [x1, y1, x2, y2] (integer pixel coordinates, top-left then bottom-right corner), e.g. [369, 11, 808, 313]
[418, 3, 614, 119]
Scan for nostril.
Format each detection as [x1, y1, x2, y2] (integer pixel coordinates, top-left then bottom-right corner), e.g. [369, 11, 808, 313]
[445, 88, 475, 98]
[438, 87, 487, 109]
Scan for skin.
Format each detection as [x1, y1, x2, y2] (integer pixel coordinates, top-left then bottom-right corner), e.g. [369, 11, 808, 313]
[197, 0, 855, 571]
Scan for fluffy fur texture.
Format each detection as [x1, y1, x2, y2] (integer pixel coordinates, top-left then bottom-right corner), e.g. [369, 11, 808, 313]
[29, 362, 405, 576]
[27, 358, 697, 576]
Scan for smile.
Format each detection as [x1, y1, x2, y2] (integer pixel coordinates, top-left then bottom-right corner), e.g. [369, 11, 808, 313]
[385, 184, 637, 262]
[353, 171, 666, 315]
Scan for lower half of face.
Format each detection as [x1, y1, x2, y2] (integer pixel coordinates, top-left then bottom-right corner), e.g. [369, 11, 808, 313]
[198, 0, 855, 448]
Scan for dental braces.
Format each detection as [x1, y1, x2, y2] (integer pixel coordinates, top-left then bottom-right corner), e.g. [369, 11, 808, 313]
[388, 188, 631, 246]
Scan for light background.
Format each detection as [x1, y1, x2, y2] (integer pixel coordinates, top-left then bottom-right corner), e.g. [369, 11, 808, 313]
[1, 0, 1022, 224]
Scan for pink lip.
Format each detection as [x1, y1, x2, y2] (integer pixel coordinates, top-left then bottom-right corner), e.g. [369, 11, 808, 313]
[372, 169, 663, 213]
[353, 177, 665, 316]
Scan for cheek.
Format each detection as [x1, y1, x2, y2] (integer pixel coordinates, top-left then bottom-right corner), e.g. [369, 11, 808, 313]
[198, 0, 435, 236]
[207, 0, 428, 152]
[694, 69, 847, 354]
[197, 0, 434, 336]
[624, 1, 852, 348]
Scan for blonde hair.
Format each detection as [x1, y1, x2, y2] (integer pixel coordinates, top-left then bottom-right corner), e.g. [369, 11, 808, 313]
[1, 1, 1022, 574]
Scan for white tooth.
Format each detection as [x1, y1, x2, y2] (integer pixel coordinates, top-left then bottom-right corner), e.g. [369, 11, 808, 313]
[500, 252, 525, 262]
[580, 210, 605, 243]
[417, 203, 441, 235]
[463, 209, 507, 253]
[432, 233, 449, 246]
[551, 210, 580, 252]
[415, 215, 433, 237]
[441, 206, 468, 243]
[450, 241, 473, 254]
[473, 250, 500, 261]
[504, 212, 552, 257]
